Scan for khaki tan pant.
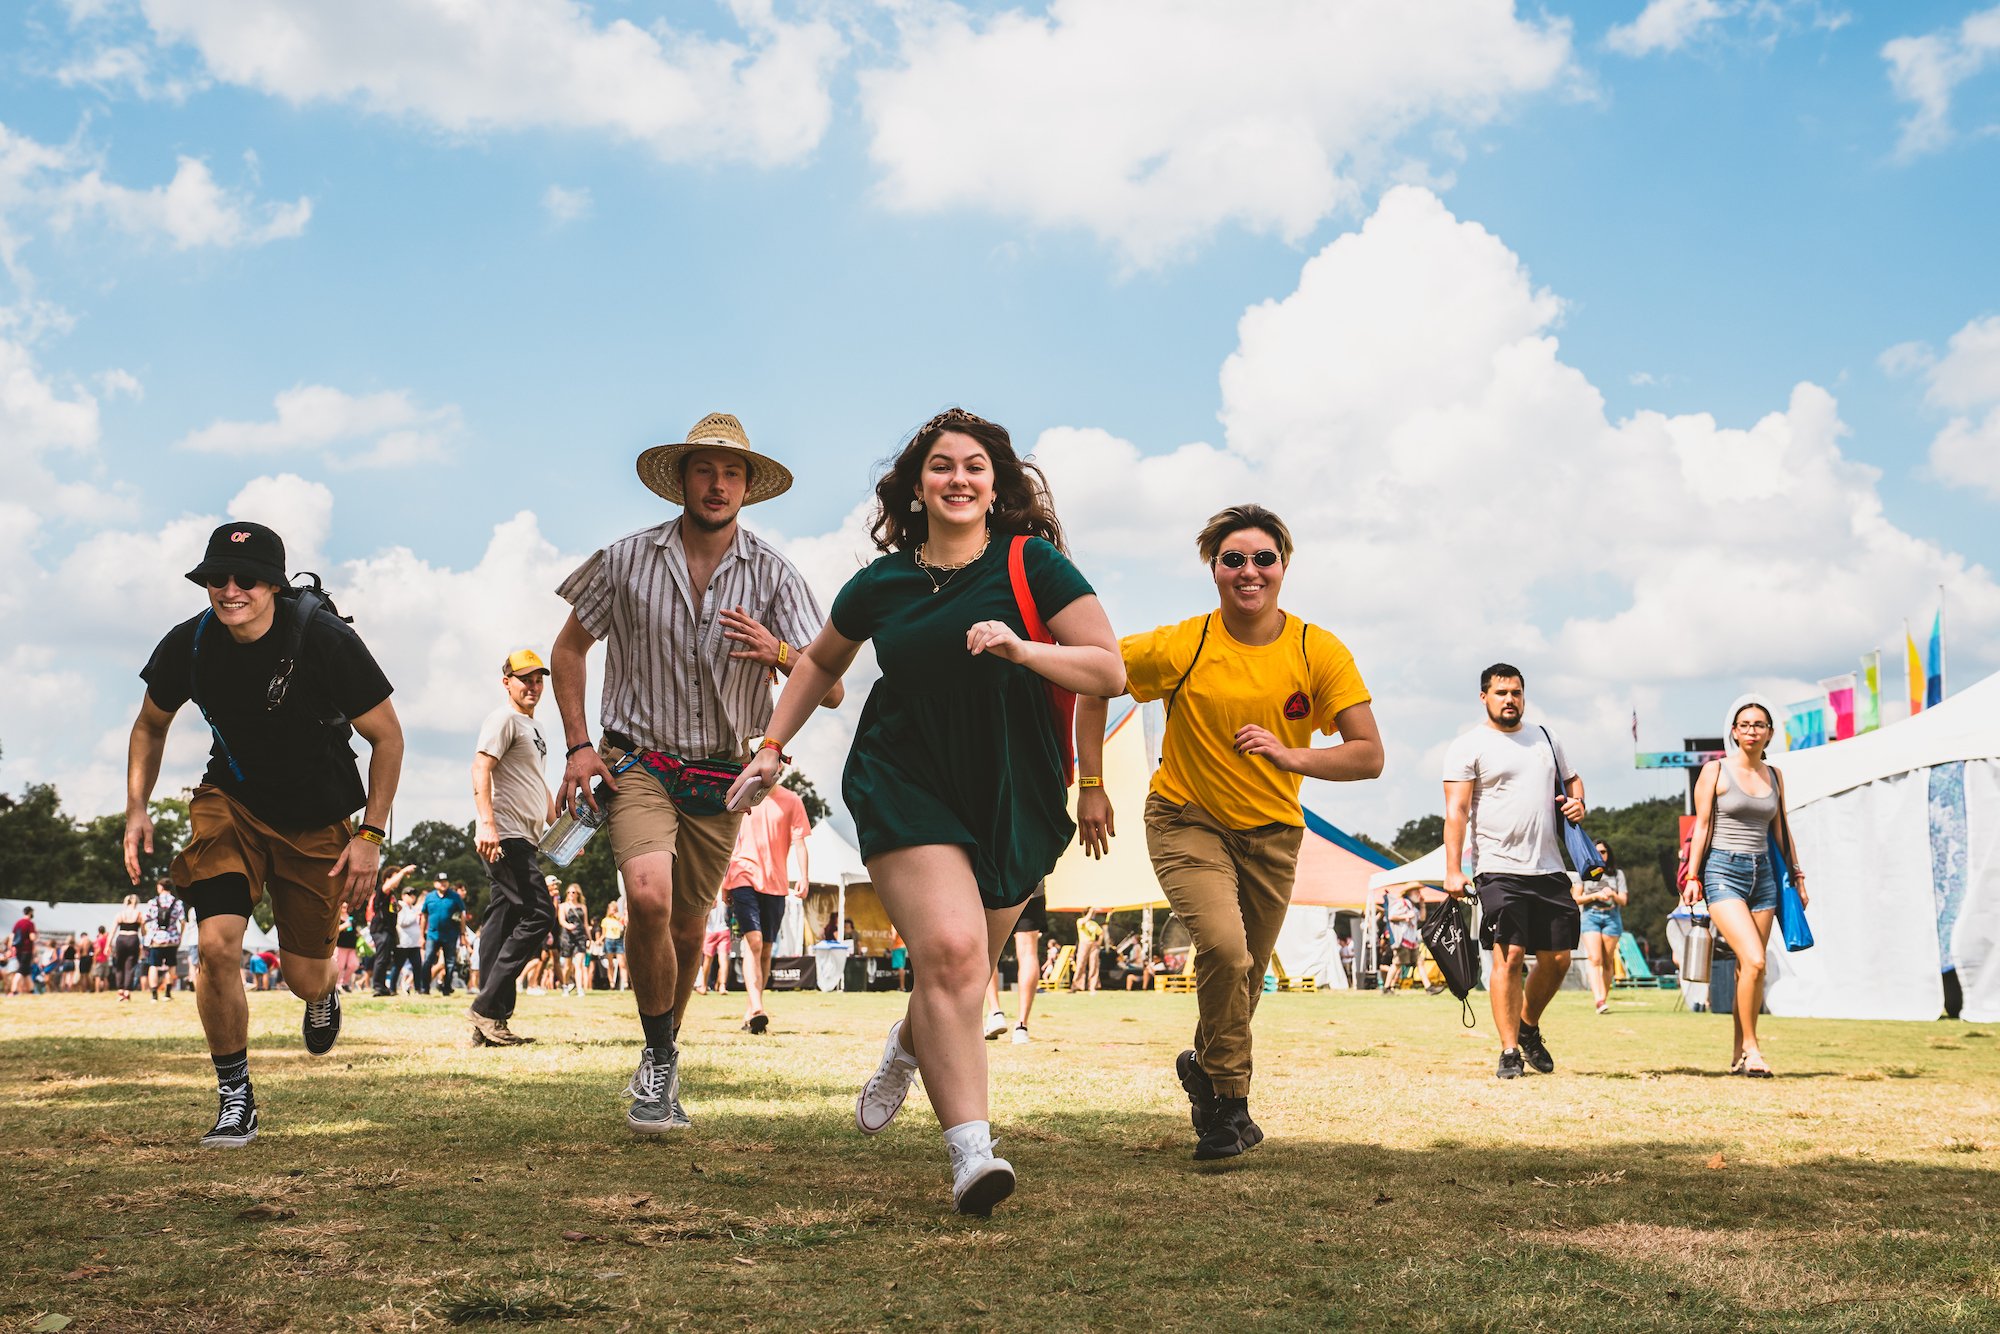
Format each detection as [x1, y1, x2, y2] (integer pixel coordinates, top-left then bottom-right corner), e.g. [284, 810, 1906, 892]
[1144, 794, 1303, 1098]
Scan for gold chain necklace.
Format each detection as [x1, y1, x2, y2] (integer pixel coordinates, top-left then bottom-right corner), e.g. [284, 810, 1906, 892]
[915, 534, 989, 594]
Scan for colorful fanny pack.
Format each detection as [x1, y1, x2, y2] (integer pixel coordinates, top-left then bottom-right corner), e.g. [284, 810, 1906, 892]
[601, 733, 745, 818]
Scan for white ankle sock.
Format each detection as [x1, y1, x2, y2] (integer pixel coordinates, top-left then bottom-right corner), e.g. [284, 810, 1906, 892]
[942, 1119, 992, 1159]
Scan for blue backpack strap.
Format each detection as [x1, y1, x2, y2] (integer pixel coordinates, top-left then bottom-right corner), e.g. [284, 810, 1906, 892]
[192, 610, 247, 783]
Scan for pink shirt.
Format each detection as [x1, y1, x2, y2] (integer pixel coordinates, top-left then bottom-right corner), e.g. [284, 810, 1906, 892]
[725, 785, 810, 897]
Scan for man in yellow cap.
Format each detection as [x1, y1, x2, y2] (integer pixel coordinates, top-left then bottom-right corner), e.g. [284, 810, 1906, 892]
[467, 649, 559, 1046]
[551, 413, 842, 1132]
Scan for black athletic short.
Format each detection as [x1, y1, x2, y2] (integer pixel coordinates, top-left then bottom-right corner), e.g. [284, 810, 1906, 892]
[145, 946, 178, 970]
[727, 885, 786, 940]
[1012, 892, 1048, 935]
[1474, 872, 1580, 954]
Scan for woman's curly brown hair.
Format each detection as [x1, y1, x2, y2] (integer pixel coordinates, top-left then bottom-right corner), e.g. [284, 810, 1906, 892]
[868, 408, 1068, 555]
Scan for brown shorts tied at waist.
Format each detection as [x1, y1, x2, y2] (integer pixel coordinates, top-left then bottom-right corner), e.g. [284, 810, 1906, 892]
[171, 786, 351, 960]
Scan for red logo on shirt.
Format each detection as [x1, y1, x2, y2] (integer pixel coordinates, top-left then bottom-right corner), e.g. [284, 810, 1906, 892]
[1283, 691, 1310, 720]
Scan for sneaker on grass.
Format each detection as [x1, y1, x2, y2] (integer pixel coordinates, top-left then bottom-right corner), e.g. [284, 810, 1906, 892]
[626, 1045, 689, 1133]
[302, 990, 341, 1056]
[1192, 1097, 1263, 1161]
[1011, 1024, 1031, 1045]
[1496, 1047, 1525, 1080]
[201, 1087, 258, 1149]
[1175, 1050, 1219, 1135]
[983, 1010, 1007, 1040]
[856, 1019, 920, 1135]
[1517, 1022, 1555, 1075]
[948, 1133, 1016, 1217]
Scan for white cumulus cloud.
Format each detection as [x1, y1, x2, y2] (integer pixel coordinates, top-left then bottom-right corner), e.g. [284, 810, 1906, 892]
[176, 384, 462, 468]
[132, 0, 847, 168]
[858, 0, 1571, 265]
[1883, 4, 2000, 159]
[541, 184, 593, 225]
[1607, 0, 1732, 56]
[1889, 314, 2000, 501]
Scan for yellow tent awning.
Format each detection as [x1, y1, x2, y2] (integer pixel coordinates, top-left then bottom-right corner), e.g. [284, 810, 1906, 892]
[1042, 703, 1167, 911]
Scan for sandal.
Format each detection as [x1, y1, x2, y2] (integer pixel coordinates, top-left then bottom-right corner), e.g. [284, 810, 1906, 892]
[1740, 1052, 1774, 1078]
[1727, 1054, 1746, 1075]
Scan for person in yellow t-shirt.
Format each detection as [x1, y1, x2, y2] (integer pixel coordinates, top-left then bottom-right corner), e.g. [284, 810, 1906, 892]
[1074, 503, 1383, 1162]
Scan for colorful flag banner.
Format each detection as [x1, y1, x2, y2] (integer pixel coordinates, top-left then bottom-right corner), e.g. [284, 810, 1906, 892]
[1785, 697, 1827, 750]
[1820, 673, 1857, 741]
[1908, 624, 1925, 717]
[1927, 608, 1944, 708]
[1635, 749, 1726, 770]
[1857, 650, 1881, 735]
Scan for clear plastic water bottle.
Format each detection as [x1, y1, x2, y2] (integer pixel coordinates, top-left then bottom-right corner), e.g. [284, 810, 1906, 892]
[538, 786, 609, 866]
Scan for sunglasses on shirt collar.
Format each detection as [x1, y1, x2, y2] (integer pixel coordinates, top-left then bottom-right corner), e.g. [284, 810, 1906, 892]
[1215, 549, 1281, 570]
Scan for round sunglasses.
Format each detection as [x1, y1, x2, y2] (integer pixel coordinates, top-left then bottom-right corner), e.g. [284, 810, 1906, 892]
[1215, 549, 1281, 570]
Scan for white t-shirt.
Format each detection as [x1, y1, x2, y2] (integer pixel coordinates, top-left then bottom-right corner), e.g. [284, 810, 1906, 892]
[1441, 724, 1576, 877]
[476, 705, 552, 842]
[396, 904, 424, 949]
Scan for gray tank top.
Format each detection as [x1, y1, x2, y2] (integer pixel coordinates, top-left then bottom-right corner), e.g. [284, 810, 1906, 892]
[1710, 765, 1777, 853]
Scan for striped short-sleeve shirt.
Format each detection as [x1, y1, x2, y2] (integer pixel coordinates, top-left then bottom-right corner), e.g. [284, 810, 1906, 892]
[556, 518, 827, 758]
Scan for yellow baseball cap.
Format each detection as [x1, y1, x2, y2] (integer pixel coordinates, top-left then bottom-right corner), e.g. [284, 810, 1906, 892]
[503, 649, 548, 677]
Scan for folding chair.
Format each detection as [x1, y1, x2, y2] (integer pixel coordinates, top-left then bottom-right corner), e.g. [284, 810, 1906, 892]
[1040, 944, 1075, 992]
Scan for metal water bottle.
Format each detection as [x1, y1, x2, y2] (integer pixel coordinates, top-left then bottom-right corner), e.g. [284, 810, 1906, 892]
[1682, 912, 1714, 984]
[538, 786, 607, 867]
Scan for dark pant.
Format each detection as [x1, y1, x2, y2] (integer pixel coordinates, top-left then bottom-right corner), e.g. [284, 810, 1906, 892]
[113, 935, 142, 990]
[424, 929, 461, 995]
[369, 933, 395, 992]
[386, 946, 425, 993]
[472, 838, 558, 1022]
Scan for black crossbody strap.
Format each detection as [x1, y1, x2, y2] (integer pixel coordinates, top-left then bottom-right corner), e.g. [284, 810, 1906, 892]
[1163, 614, 1212, 724]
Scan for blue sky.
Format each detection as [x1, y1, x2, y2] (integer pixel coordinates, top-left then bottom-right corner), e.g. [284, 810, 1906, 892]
[4, 0, 1998, 848]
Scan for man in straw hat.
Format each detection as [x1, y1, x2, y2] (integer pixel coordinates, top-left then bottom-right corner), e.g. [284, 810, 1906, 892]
[550, 413, 842, 1133]
[123, 521, 403, 1148]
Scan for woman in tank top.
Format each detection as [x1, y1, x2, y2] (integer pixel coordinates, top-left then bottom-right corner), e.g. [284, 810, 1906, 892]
[1683, 696, 1807, 1077]
[113, 895, 145, 1001]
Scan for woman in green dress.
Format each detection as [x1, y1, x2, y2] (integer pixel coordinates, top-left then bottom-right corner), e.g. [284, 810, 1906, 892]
[728, 407, 1123, 1215]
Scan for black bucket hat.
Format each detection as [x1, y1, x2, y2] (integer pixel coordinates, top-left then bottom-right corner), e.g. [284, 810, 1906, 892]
[185, 521, 287, 589]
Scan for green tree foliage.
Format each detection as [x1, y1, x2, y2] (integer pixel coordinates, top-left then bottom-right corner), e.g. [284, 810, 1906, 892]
[382, 819, 488, 914]
[1391, 814, 1445, 861]
[0, 784, 85, 899]
[1582, 796, 1683, 952]
[781, 770, 830, 827]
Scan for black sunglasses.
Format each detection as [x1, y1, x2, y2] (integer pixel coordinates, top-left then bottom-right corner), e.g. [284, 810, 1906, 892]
[204, 575, 265, 591]
[1216, 549, 1280, 570]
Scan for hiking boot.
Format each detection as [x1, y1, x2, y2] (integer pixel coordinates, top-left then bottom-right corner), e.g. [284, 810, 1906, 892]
[494, 1017, 535, 1045]
[855, 1019, 920, 1135]
[1192, 1097, 1263, 1161]
[1496, 1047, 1525, 1080]
[948, 1130, 1016, 1217]
[1175, 1050, 1219, 1135]
[200, 1086, 259, 1149]
[626, 1045, 688, 1133]
[469, 1011, 525, 1047]
[1517, 1022, 1555, 1075]
[301, 990, 341, 1056]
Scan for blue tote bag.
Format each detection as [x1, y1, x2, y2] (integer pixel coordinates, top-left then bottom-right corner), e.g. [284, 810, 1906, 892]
[1769, 768, 1814, 952]
[1539, 727, 1604, 882]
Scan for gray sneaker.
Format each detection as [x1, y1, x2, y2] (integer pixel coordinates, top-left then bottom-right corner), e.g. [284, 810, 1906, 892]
[626, 1045, 689, 1133]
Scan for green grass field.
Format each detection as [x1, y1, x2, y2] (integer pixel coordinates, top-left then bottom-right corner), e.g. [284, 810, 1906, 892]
[4, 984, 1999, 1332]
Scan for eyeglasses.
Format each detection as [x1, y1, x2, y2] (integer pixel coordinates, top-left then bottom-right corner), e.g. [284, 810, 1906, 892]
[1215, 549, 1281, 570]
[1735, 721, 1773, 731]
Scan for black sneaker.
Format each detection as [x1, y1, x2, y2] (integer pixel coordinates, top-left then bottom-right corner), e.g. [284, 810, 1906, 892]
[200, 1086, 259, 1149]
[302, 989, 341, 1055]
[747, 1013, 769, 1035]
[1496, 1048, 1525, 1080]
[1193, 1097, 1264, 1161]
[1517, 1022, 1555, 1075]
[626, 1046, 689, 1133]
[1175, 1050, 1219, 1134]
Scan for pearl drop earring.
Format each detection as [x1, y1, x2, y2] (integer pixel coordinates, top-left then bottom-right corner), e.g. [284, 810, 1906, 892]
[909, 497, 923, 512]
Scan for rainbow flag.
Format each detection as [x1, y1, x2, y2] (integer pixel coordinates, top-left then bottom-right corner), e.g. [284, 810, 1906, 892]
[1820, 674, 1857, 741]
[1908, 625, 1925, 717]
[1857, 650, 1881, 734]
[1927, 609, 1944, 708]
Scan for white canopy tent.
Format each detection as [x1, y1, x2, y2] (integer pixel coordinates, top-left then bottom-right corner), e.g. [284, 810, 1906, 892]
[1758, 669, 2000, 1022]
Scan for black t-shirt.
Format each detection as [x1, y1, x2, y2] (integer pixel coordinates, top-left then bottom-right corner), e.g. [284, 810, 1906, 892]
[141, 602, 394, 832]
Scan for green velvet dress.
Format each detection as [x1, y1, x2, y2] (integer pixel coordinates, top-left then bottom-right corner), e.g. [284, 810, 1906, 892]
[830, 536, 1093, 909]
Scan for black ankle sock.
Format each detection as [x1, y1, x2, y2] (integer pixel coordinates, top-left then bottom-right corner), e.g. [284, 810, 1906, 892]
[640, 1009, 676, 1051]
[211, 1049, 250, 1092]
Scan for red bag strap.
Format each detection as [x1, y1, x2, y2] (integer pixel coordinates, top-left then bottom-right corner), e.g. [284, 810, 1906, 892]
[1008, 535, 1051, 644]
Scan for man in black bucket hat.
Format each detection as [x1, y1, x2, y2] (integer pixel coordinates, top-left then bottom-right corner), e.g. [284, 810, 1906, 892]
[123, 520, 404, 1148]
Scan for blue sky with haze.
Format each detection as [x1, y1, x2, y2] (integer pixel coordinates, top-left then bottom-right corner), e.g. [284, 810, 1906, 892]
[4, 0, 1998, 845]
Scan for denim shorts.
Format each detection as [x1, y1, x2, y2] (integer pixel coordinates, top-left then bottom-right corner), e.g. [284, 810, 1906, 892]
[1704, 849, 1779, 913]
[1579, 906, 1623, 938]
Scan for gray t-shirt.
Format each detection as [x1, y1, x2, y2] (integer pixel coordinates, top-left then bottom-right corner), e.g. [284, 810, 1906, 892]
[476, 705, 551, 842]
[1441, 724, 1576, 877]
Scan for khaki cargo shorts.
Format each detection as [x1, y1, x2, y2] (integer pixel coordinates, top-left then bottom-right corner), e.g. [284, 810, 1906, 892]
[171, 786, 350, 960]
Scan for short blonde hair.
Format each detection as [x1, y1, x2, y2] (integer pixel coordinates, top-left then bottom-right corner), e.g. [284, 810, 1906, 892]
[1195, 504, 1294, 565]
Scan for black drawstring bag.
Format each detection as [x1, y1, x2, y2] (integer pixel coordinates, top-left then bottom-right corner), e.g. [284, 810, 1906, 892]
[1420, 896, 1481, 1027]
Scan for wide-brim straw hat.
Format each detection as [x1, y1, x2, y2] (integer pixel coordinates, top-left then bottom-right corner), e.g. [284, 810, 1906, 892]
[636, 413, 794, 506]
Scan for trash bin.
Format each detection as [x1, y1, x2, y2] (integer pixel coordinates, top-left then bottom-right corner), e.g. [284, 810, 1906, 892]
[1709, 955, 1737, 1015]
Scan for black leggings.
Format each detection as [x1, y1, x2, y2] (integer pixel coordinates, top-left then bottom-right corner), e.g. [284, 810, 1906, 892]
[112, 935, 142, 991]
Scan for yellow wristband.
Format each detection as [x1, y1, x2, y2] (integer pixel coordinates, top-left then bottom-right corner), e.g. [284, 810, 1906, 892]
[777, 641, 790, 667]
[1078, 776, 1103, 789]
[355, 828, 384, 845]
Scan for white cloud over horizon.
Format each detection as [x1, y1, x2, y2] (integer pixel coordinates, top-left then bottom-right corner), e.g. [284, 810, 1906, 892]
[858, 0, 1572, 266]
[176, 384, 462, 469]
[1888, 314, 2000, 502]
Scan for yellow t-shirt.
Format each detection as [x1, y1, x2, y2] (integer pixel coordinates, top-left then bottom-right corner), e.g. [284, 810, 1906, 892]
[1122, 612, 1370, 830]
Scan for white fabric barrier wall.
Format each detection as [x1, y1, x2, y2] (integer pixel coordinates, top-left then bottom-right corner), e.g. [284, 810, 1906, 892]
[1766, 771, 1942, 1020]
[1273, 906, 1347, 989]
[1956, 760, 2000, 1023]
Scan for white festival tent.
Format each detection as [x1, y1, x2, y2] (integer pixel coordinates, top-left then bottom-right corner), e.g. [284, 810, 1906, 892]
[1758, 668, 2000, 1023]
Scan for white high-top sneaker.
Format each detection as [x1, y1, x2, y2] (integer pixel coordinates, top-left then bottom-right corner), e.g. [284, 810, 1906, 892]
[855, 1019, 920, 1134]
[944, 1121, 1015, 1217]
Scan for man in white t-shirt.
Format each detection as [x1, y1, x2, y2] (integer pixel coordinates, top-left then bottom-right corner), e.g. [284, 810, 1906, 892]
[468, 649, 559, 1047]
[1441, 663, 1586, 1081]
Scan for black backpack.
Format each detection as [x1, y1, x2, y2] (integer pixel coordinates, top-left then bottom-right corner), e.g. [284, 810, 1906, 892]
[191, 573, 354, 781]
